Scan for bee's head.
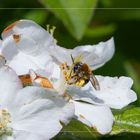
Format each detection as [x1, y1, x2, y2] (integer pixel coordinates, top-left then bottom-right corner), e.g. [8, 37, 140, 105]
[73, 62, 83, 73]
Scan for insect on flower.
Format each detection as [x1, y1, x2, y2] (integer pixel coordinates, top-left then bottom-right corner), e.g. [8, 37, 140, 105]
[60, 55, 100, 90]
[0, 20, 137, 136]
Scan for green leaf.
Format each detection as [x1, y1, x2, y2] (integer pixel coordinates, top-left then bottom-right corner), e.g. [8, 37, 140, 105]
[40, 0, 98, 40]
[85, 24, 116, 38]
[95, 0, 140, 22]
[24, 10, 48, 25]
[55, 119, 100, 140]
[111, 107, 140, 135]
[54, 108, 140, 139]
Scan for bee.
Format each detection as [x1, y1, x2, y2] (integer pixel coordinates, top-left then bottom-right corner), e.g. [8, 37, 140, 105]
[60, 55, 100, 90]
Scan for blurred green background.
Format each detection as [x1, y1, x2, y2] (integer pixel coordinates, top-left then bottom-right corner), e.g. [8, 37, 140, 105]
[0, 0, 140, 139]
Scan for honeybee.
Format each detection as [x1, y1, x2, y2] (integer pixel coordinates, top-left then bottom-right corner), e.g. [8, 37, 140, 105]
[60, 55, 100, 90]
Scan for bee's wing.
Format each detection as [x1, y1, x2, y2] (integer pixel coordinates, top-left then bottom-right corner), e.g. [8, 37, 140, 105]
[90, 74, 100, 90]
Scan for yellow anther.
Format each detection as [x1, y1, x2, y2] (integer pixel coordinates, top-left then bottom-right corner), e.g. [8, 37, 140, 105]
[65, 76, 69, 81]
[46, 24, 50, 32]
[0, 109, 11, 130]
[46, 25, 56, 36]
[0, 108, 13, 136]
[50, 26, 56, 36]
[63, 71, 67, 76]
[46, 24, 57, 44]
[0, 124, 3, 129]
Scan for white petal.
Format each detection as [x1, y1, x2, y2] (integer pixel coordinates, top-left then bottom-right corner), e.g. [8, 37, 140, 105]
[71, 100, 114, 134]
[73, 37, 115, 70]
[67, 85, 104, 105]
[1, 20, 55, 75]
[11, 87, 74, 140]
[0, 55, 6, 68]
[7, 52, 40, 75]
[0, 39, 2, 52]
[5, 131, 45, 140]
[34, 62, 61, 80]
[49, 38, 115, 70]
[49, 44, 73, 64]
[96, 76, 137, 109]
[14, 86, 57, 108]
[2, 20, 53, 47]
[2, 135, 14, 140]
[1, 36, 18, 61]
[74, 76, 137, 109]
[0, 67, 22, 110]
[50, 63, 61, 80]
[53, 69, 67, 95]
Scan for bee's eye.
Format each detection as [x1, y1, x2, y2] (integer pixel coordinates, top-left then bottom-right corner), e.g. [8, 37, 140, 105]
[73, 65, 79, 72]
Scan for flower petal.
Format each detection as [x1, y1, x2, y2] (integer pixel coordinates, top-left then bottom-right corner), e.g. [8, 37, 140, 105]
[1, 20, 55, 75]
[0, 55, 6, 68]
[2, 20, 54, 47]
[0, 67, 22, 109]
[95, 76, 137, 109]
[0, 39, 2, 51]
[71, 76, 137, 109]
[49, 38, 114, 70]
[53, 69, 68, 95]
[11, 86, 74, 140]
[10, 131, 44, 140]
[73, 38, 115, 70]
[7, 52, 41, 75]
[67, 85, 104, 105]
[49, 45, 72, 64]
[2, 135, 14, 140]
[71, 100, 114, 134]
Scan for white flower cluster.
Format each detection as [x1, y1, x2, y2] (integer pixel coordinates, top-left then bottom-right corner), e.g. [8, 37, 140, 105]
[0, 20, 137, 140]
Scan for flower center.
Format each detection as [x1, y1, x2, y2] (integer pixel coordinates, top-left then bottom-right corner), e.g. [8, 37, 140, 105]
[60, 61, 100, 90]
[60, 62, 89, 87]
[0, 108, 12, 136]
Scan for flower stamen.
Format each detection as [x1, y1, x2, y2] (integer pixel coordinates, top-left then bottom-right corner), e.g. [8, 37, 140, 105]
[0, 108, 12, 136]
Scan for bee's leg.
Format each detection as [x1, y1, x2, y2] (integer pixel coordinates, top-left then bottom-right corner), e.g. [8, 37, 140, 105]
[70, 73, 78, 78]
[90, 74, 100, 90]
[67, 74, 78, 84]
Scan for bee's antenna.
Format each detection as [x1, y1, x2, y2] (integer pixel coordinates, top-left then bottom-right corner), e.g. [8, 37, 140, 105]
[71, 54, 74, 64]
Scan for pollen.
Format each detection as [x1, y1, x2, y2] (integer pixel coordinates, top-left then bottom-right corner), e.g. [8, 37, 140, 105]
[75, 79, 85, 86]
[0, 108, 12, 136]
[65, 76, 69, 81]
[63, 71, 67, 76]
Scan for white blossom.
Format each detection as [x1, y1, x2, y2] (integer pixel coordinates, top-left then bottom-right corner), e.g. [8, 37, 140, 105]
[0, 20, 137, 135]
[0, 65, 74, 140]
